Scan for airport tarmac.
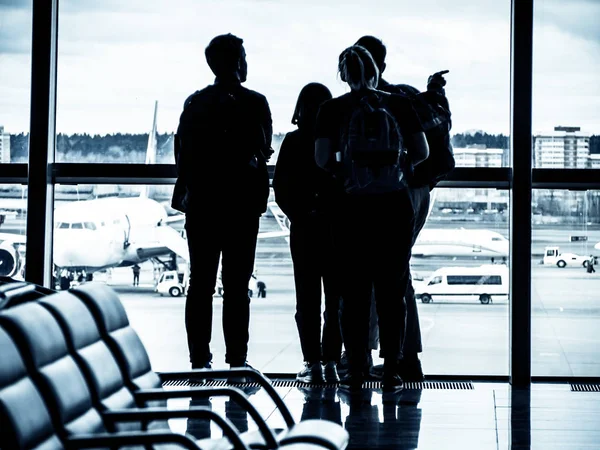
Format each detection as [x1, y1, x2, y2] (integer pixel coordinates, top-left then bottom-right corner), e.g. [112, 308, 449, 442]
[101, 211, 600, 378]
[2, 209, 599, 378]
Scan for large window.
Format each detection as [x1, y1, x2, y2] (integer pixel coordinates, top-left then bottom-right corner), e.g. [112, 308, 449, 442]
[0, 1, 32, 163]
[55, 0, 511, 166]
[532, 0, 600, 169]
[18, 0, 597, 379]
[532, 189, 600, 377]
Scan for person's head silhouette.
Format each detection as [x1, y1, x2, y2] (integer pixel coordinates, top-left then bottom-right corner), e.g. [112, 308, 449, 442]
[338, 45, 379, 91]
[355, 35, 387, 76]
[205, 33, 247, 82]
[291, 82, 332, 135]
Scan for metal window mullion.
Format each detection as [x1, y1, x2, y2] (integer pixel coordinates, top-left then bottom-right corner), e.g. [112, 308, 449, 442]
[25, 0, 58, 287]
[509, 0, 534, 389]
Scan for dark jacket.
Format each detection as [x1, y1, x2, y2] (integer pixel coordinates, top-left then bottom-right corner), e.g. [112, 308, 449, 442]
[273, 129, 341, 222]
[379, 79, 454, 190]
[175, 80, 272, 216]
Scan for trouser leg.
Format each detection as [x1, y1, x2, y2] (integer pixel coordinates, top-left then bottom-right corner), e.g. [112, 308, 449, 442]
[403, 186, 430, 356]
[221, 215, 260, 365]
[184, 216, 220, 366]
[290, 220, 323, 363]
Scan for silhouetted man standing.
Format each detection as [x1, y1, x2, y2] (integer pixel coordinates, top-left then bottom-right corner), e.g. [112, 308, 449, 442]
[175, 33, 272, 375]
[132, 264, 141, 286]
[355, 35, 454, 381]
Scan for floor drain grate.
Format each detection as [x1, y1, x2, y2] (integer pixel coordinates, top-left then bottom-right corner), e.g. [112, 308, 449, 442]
[571, 383, 600, 392]
[163, 379, 474, 390]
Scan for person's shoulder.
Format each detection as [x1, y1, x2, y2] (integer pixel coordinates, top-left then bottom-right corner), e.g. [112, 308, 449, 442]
[182, 85, 213, 109]
[319, 94, 349, 113]
[239, 86, 269, 104]
[285, 129, 301, 139]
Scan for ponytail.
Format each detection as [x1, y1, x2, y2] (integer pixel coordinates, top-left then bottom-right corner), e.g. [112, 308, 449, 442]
[338, 45, 379, 91]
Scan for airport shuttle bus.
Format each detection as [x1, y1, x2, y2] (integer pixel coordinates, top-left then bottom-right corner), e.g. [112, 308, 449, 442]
[414, 264, 509, 305]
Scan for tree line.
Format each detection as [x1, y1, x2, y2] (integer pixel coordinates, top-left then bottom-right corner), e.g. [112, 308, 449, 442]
[8, 132, 599, 163]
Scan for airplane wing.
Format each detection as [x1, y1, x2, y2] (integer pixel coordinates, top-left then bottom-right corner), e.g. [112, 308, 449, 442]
[266, 201, 290, 241]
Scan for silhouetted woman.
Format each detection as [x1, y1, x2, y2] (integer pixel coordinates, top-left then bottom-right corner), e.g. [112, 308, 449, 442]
[273, 82, 342, 384]
[314, 45, 428, 391]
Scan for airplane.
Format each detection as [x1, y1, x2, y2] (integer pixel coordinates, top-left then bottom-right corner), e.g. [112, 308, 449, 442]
[0, 101, 289, 287]
[266, 189, 509, 258]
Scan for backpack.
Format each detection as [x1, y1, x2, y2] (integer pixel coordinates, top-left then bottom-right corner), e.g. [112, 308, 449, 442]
[337, 92, 408, 195]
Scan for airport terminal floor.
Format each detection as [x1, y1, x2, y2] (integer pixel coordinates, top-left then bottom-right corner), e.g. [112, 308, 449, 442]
[165, 381, 600, 449]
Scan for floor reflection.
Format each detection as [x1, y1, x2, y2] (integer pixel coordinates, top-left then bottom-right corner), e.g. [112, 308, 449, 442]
[185, 385, 262, 440]
[337, 388, 423, 450]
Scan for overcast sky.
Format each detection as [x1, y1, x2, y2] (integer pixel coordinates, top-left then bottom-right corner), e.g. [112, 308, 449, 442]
[0, 0, 598, 136]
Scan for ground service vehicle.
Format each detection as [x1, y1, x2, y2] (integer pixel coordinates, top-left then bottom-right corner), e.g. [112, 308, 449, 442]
[542, 246, 590, 268]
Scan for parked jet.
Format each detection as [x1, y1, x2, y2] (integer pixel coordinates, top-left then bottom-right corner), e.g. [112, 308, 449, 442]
[0, 101, 288, 286]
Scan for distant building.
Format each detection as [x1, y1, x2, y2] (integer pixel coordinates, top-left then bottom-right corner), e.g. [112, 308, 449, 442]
[534, 126, 590, 168]
[0, 126, 10, 163]
[453, 145, 505, 167]
[590, 154, 600, 169]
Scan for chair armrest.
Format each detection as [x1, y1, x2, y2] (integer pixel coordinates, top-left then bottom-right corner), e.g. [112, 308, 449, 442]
[134, 386, 278, 449]
[157, 368, 296, 427]
[101, 407, 249, 450]
[65, 430, 200, 450]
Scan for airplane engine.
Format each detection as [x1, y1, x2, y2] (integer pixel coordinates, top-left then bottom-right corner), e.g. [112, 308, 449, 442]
[0, 241, 19, 277]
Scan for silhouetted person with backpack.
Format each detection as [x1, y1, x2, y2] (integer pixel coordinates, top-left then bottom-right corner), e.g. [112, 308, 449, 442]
[273, 82, 343, 384]
[315, 45, 429, 391]
[174, 33, 273, 377]
[355, 35, 454, 382]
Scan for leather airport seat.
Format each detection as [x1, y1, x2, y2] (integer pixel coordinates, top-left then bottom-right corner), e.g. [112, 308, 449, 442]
[0, 325, 62, 450]
[39, 284, 347, 450]
[71, 283, 349, 450]
[0, 302, 107, 438]
[0, 298, 255, 450]
[37, 291, 167, 432]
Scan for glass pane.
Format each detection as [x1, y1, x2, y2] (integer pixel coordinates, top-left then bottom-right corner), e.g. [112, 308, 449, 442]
[0, 1, 32, 163]
[0, 184, 28, 279]
[413, 187, 509, 375]
[532, 189, 600, 376]
[533, 0, 600, 168]
[56, 0, 510, 165]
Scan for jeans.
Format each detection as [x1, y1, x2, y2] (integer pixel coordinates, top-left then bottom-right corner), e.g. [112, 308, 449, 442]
[369, 185, 430, 358]
[184, 211, 259, 366]
[336, 191, 414, 374]
[290, 213, 342, 364]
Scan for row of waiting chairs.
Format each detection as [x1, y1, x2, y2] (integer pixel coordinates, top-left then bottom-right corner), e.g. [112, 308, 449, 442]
[0, 280, 349, 450]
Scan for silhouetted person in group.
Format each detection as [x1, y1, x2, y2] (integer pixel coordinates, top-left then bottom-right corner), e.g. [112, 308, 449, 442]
[273, 82, 343, 384]
[315, 45, 429, 391]
[132, 264, 141, 286]
[355, 35, 454, 382]
[174, 33, 273, 376]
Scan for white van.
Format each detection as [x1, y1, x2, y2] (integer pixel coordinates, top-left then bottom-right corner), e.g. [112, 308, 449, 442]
[414, 264, 508, 305]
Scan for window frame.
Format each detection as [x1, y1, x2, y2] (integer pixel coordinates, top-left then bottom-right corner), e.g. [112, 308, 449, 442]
[10, 0, 599, 385]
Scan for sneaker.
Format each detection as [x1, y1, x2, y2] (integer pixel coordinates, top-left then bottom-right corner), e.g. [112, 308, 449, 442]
[382, 373, 404, 393]
[323, 361, 340, 384]
[398, 356, 425, 382]
[339, 372, 364, 391]
[227, 362, 256, 384]
[296, 362, 324, 384]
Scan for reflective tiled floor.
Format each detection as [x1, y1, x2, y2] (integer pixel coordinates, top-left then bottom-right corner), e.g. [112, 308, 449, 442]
[163, 382, 600, 449]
